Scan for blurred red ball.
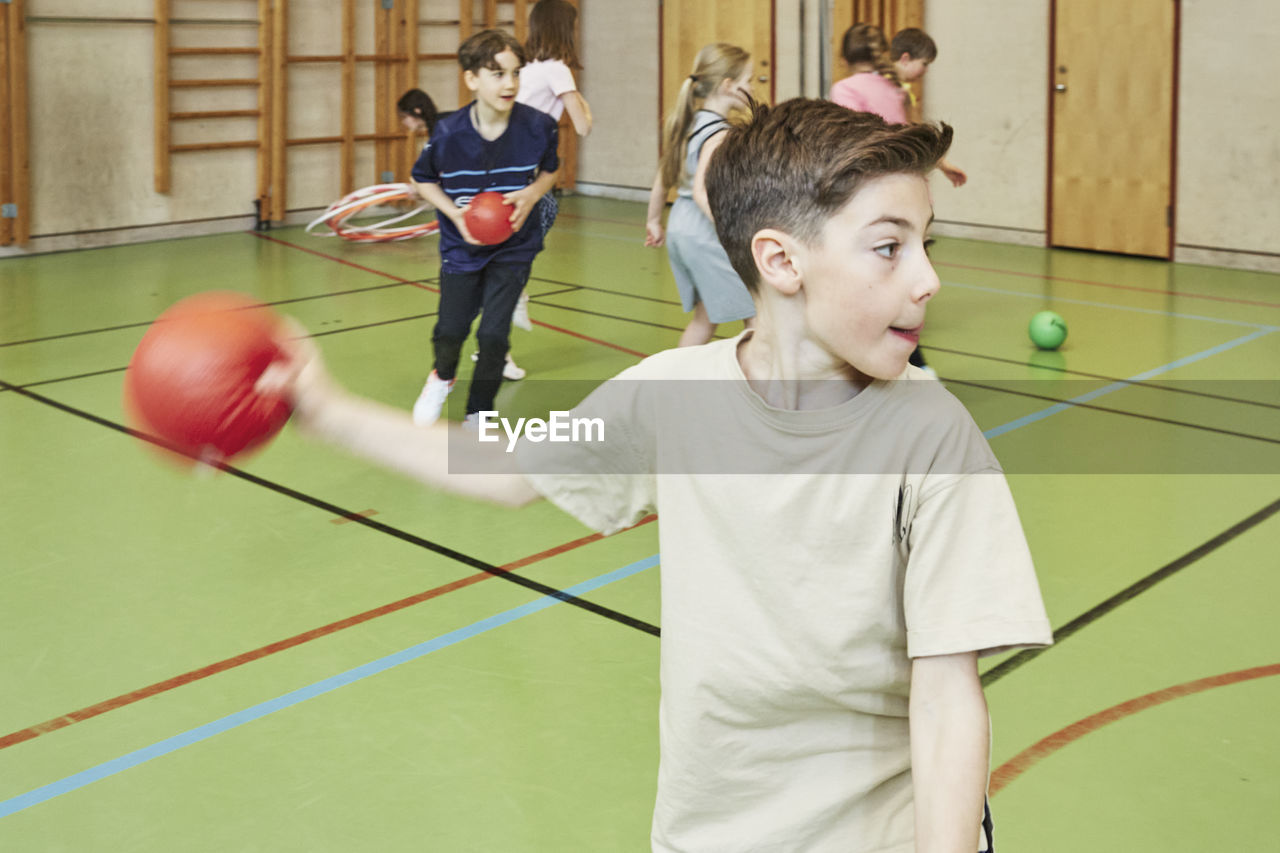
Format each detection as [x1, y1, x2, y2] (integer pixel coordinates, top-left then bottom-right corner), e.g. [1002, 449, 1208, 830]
[463, 191, 514, 245]
[124, 291, 292, 466]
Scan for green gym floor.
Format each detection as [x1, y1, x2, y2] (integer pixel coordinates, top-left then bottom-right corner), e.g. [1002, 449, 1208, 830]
[1, 196, 1277, 851]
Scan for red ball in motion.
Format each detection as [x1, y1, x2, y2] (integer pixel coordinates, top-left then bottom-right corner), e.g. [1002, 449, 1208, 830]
[463, 191, 515, 245]
[124, 291, 293, 465]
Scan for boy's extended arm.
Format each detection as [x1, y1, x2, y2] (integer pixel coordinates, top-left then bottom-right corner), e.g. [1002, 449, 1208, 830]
[260, 329, 542, 508]
[909, 651, 990, 853]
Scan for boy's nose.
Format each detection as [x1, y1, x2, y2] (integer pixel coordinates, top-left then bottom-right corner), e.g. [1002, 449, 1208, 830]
[916, 259, 941, 303]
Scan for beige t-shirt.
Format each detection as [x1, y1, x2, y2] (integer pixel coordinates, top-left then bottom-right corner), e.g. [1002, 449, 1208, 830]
[519, 336, 1052, 853]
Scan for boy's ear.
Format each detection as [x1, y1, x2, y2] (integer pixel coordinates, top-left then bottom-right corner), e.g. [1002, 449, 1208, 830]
[462, 69, 480, 92]
[751, 229, 803, 297]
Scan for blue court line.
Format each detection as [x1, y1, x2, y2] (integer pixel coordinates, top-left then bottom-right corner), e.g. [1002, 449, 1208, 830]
[983, 328, 1276, 440]
[943, 280, 1278, 330]
[0, 554, 661, 820]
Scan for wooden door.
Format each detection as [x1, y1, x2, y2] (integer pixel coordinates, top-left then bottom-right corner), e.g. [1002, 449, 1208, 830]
[660, 0, 775, 128]
[1050, 0, 1177, 258]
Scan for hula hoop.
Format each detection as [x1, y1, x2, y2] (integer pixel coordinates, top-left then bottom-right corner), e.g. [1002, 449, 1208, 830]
[305, 183, 440, 243]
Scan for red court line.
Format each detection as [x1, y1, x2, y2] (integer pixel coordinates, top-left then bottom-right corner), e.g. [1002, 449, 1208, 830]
[250, 231, 651, 359]
[250, 231, 440, 293]
[990, 662, 1280, 795]
[0, 515, 656, 753]
[530, 318, 649, 358]
[935, 260, 1280, 309]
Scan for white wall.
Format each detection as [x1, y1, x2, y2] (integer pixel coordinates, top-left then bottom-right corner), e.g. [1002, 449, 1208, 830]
[920, 0, 1051, 246]
[7, 0, 1279, 273]
[576, 0, 659, 192]
[1174, 0, 1280, 266]
[921, 0, 1279, 270]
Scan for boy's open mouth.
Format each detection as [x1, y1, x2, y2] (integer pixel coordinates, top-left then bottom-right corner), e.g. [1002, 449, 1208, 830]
[890, 325, 922, 344]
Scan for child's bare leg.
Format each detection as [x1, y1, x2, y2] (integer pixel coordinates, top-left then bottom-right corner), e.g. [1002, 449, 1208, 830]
[678, 301, 715, 347]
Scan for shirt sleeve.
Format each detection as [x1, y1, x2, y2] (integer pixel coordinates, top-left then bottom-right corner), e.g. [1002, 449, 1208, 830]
[516, 374, 655, 535]
[902, 470, 1054, 659]
[540, 117, 560, 175]
[546, 60, 578, 97]
[410, 137, 438, 184]
[830, 79, 866, 112]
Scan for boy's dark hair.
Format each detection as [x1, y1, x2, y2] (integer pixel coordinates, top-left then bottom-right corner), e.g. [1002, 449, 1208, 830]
[890, 27, 938, 62]
[526, 0, 581, 70]
[396, 88, 439, 134]
[705, 99, 952, 291]
[458, 29, 526, 73]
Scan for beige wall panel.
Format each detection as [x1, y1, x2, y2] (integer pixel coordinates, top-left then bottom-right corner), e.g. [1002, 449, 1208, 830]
[922, 0, 1049, 236]
[1176, 0, 1280, 257]
[774, 0, 802, 102]
[29, 0, 152, 16]
[26, 22, 257, 234]
[576, 0, 659, 190]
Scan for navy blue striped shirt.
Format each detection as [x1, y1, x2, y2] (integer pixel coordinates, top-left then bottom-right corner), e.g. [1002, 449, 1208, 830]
[412, 102, 559, 271]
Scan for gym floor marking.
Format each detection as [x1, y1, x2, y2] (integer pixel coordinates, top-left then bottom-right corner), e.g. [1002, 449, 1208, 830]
[934, 260, 1280, 310]
[989, 662, 1280, 794]
[0, 555, 662, 820]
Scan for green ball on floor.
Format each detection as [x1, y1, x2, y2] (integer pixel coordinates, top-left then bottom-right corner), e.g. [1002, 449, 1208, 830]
[1028, 310, 1068, 350]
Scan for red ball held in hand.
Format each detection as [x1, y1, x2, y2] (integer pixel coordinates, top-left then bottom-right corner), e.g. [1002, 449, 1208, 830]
[463, 191, 515, 245]
[124, 291, 293, 466]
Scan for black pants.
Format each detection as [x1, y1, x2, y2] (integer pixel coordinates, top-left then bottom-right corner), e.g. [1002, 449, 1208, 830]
[909, 345, 927, 368]
[432, 261, 529, 415]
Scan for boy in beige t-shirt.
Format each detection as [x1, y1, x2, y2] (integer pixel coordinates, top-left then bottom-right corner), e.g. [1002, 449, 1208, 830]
[263, 99, 1051, 852]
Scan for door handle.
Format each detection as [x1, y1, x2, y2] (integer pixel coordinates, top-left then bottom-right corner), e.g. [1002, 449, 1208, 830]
[1055, 83, 1067, 92]
[758, 75, 769, 82]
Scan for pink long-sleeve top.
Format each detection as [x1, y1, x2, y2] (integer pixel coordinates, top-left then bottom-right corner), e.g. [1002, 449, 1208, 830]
[829, 72, 907, 124]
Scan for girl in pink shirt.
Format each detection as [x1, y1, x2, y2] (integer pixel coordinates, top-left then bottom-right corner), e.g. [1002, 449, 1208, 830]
[829, 24, 907, 124]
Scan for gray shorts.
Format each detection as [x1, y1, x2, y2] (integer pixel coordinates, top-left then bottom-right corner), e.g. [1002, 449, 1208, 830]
[665, 199, 755, 324]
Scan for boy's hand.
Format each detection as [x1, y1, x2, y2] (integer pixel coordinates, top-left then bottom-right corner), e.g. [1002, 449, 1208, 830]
[939, 159, 967, 187]
[256, 318, 339, 430]
[447, 205, 485, 245]
[502, 185, 544, 233]
[644, 221, 665, 247]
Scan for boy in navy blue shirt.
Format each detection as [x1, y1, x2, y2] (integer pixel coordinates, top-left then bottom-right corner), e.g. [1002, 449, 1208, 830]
[410, 29, 559, 425]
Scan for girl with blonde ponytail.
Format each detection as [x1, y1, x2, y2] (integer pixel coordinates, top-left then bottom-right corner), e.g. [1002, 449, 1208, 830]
[644, 43, 756, 347]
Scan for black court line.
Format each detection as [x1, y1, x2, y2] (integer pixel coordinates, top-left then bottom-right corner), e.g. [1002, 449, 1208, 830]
[947, 378, 1280, 447]
[982, 495, 1280, 686]
[307, 311, 438, 338]
[524, 300, 688, 334]
[928, 345, 1280, 412]
[0, 279, 435, 349]
[0, 377, 662, 638]
[526, 284, 584, 300]
[530, 275, 684, 307]
[0, 313, 442, 392]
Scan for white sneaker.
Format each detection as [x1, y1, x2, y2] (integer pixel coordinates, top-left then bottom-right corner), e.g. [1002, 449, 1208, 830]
[502, 355, 526, 381]
[511, 292, 532, 331]
[462, 412, 480, 431]
[470, 351, 527, 381]
[412, 370, 454, 425]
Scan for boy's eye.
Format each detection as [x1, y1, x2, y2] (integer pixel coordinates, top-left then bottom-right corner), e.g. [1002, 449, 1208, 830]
[874, 242, 899, 259]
